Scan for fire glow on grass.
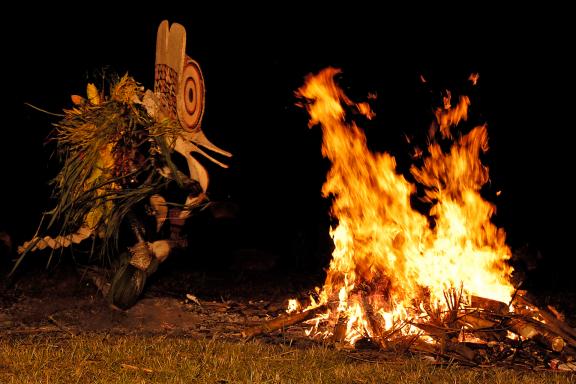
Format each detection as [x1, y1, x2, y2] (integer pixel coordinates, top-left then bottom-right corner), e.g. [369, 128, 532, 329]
[294, 68, 514, 345]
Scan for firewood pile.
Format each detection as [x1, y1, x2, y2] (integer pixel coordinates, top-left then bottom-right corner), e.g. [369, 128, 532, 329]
[243, 290, 576, 371]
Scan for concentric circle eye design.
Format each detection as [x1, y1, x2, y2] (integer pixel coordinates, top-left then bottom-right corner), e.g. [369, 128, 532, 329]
[177, 58, 205, 132]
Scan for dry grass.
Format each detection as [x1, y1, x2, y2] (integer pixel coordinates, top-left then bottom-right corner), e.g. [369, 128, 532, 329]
[0, 333, 574, 384]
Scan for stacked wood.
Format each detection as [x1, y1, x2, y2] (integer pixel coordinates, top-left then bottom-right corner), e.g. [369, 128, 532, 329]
[246, 291, 576, 370]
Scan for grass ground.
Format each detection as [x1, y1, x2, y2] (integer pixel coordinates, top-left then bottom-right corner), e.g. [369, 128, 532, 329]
[0, 333, 574, 384]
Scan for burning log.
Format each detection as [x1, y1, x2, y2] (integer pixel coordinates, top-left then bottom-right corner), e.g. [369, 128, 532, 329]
[507, 317, 566, 352]
[459, 313, 496, 329]
[457, 313, 506, 342]
[514, 294, 576, 345]
[411, 322, 457, 339]
[241, 304, 327, 339]
[359, 292, 387, 347]
[332, 315, 348, 343]
[470, 295, 508, 314]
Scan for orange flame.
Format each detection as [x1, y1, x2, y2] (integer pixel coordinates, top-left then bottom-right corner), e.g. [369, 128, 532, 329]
[295, 68, 513, 343]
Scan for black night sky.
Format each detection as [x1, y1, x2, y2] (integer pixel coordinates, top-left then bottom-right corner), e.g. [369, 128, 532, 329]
[1, 7, 574, 290]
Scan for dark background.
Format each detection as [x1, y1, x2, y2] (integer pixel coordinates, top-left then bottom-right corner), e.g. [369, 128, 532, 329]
[1, 7, 573, 289]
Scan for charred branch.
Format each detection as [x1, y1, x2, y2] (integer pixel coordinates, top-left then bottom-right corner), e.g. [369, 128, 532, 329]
[242, 304, 327, 339]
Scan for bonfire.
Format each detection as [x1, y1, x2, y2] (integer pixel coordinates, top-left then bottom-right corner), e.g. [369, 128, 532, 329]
[244, 68, 576, 370]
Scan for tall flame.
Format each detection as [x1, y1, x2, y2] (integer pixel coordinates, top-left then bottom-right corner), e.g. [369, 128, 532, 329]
[296, 68, 513, 343]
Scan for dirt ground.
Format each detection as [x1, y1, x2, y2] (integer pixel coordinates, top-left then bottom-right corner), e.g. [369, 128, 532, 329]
[0, 251, 327, 347]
